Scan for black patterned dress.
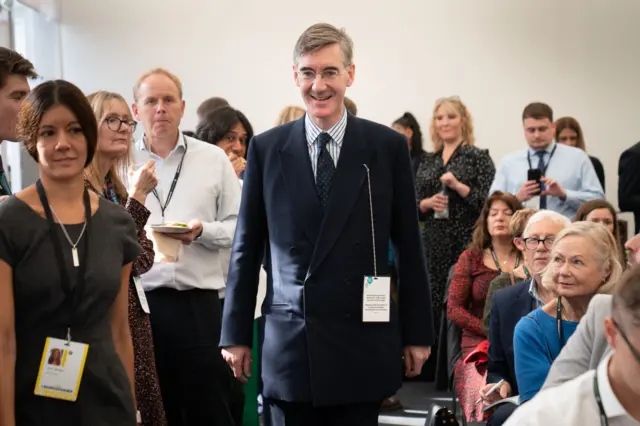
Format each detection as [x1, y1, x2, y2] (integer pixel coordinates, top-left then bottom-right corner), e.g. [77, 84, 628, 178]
[415, 144, 495, 383]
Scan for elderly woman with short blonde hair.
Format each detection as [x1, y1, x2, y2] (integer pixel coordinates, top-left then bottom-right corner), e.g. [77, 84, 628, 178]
[513, 221, 622, 403]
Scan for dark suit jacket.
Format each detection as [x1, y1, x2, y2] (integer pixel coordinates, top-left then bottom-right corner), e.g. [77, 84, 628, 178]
[487, 279, 537, 395]
[220, 114, 434, 406]
[589, 155, 605, 194]
[619, 141, 640, 233]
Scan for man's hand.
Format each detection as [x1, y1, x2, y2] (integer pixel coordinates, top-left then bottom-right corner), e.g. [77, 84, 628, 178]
[222, 345, 252, 383]
[516, 180, 541, 202]
[626, 233, 640, 266]
[164, 219, 203, 245]
[541, 177, 567, 200]
[479, 381, 511, 405]
[403, 346, 431, 377]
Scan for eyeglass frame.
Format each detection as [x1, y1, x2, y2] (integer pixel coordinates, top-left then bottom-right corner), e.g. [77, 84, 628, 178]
[296, 66, 347, 83]
[522, 236, 555, 250]
[103, 116, 137, 133]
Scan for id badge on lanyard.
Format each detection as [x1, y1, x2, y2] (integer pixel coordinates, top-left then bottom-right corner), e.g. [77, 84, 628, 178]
[34, 180, 92, 402]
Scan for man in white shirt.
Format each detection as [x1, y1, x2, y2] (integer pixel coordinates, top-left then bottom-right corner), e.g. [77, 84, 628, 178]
[131, 68, 242, 426]
[505, 265, 640, 426]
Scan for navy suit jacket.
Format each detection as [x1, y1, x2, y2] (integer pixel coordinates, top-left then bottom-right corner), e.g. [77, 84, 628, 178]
[220, 114, 434, 406]
[487, 279, 537, 395]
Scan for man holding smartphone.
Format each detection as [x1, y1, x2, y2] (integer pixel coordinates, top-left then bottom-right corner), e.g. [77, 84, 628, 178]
[490, 102, 603, 218]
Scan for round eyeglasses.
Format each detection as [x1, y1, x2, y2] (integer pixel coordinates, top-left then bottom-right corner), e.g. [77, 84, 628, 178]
[105, 116, 137, 133]
[523, 237, 555, 250]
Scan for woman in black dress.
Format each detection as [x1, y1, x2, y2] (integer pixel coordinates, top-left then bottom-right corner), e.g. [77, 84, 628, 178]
[0, 80, 140, 425]
[415, 97, 495, 387]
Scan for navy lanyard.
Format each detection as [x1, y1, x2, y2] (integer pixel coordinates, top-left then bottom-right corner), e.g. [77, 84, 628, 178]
[150, 136, 188, 221]
[556, 297, 565, 350]
[527, 143, 558, 174]
[36, 179, 91, 337]
[593, 373, 609, 426]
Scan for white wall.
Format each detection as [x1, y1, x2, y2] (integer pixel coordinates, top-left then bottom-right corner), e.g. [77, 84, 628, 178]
[57, 0, 640, 207]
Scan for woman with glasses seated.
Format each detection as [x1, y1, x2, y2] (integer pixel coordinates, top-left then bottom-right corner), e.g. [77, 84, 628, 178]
[513, 221, 622, 403]
[84, 91, 166, 425]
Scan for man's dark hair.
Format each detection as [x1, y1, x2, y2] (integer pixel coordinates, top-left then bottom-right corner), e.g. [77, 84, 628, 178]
[612, 265, 640, 326]
[522, 102, 553, 122]
[0, 47, 38, 89]
[197, 97, 229, 118]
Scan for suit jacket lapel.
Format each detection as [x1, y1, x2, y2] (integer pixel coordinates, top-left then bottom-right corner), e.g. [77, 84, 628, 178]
[308, 115, 372, 277]
[278, 118, 323, 245]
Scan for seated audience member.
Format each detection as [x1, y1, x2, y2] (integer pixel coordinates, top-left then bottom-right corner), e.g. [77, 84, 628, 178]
[391, 112, 427, 177]
[490, 102, 603, 219]
[480, 210, 570, 426]
[448, 191, 522, 422]
[343, 96, 357, 115]
[195, 106, 253, 178]
[574, 199, 625, 267]
[618, 140, 640, 234]
[505, 265, 640, 425]
[555, 116, 605, 192]
[513, 222, 622, 403]
[483, 208, 536, 334]
[542, 232, 640, 390]
[274, 105, 305, 126]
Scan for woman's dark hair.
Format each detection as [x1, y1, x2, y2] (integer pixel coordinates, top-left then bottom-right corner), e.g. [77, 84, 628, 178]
[468, 191, 523, 252]
[393, 112, 423, 157]
[574, 199, 624, 266]
[555, 116, 586, 151]
[17, 79, 97, 167]
[195, 106, 254, 158]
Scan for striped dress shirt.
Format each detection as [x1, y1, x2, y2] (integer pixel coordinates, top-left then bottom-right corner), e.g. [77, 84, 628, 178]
[305, 108, 348, 178]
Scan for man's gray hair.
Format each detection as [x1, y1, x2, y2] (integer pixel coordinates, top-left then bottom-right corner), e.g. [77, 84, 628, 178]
[293, 23, 354, 66]
[522, 210, 571, 237]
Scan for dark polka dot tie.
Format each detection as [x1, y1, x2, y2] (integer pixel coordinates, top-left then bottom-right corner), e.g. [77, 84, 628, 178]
[316, 132, 335, 208]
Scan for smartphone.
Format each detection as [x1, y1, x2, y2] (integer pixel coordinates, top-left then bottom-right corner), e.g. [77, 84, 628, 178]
[527, 169, 542, 182]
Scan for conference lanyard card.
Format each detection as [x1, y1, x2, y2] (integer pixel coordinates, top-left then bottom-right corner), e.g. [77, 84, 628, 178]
[34, 337, 89, 402]
[362, 276, 390, 322]
[133, 276, 151, 314]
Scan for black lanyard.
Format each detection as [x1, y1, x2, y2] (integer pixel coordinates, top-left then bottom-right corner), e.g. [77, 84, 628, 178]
[526, 143, 558, 174]
[556, 296, 565, 350]
[593, 372, 609, 426]
[489, 248, 520, 274]
[36, 179, 91, 340]
[150, 137, 188, 221]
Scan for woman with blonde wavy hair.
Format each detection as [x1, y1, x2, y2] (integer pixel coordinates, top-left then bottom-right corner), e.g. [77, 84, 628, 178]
[274, 105, 305, 126]
[415, 97, 496, 388]
[513, 221, 622, 403]
[84, 91, 167, 425]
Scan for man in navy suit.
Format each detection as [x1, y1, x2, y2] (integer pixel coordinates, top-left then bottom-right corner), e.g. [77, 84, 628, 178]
[220, 23, 434, 425]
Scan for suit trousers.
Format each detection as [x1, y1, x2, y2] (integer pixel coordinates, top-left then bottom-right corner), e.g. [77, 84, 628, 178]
[264, 398, 380, 426]
[147, 287, 242, 426]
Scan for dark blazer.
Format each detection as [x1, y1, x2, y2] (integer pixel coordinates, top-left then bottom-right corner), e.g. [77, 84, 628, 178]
[487, 279, 537, 395]
[589, 155, 605, 194]
[619, 141, 640, 233]
[220, 114, 434, 406]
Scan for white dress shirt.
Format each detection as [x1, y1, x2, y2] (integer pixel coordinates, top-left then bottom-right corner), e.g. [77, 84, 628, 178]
[505, 353, 640, 426]
[133, 132, 241, 292]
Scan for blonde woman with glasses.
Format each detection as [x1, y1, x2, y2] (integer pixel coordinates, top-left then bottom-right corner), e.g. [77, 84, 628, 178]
[84, 91, 166, 425]
[415, 96, 496, 388]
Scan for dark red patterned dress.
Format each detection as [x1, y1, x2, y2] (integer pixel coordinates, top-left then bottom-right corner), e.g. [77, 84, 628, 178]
[447, 248, 499, 422]
[86, 175, 167, 426]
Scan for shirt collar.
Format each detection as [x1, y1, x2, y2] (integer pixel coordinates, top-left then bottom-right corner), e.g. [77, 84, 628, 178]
[137, 131, 187, 153]
[596, 352, 628, 418]
[305, 108, 348, 147]
[528, 141, 556, 157]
